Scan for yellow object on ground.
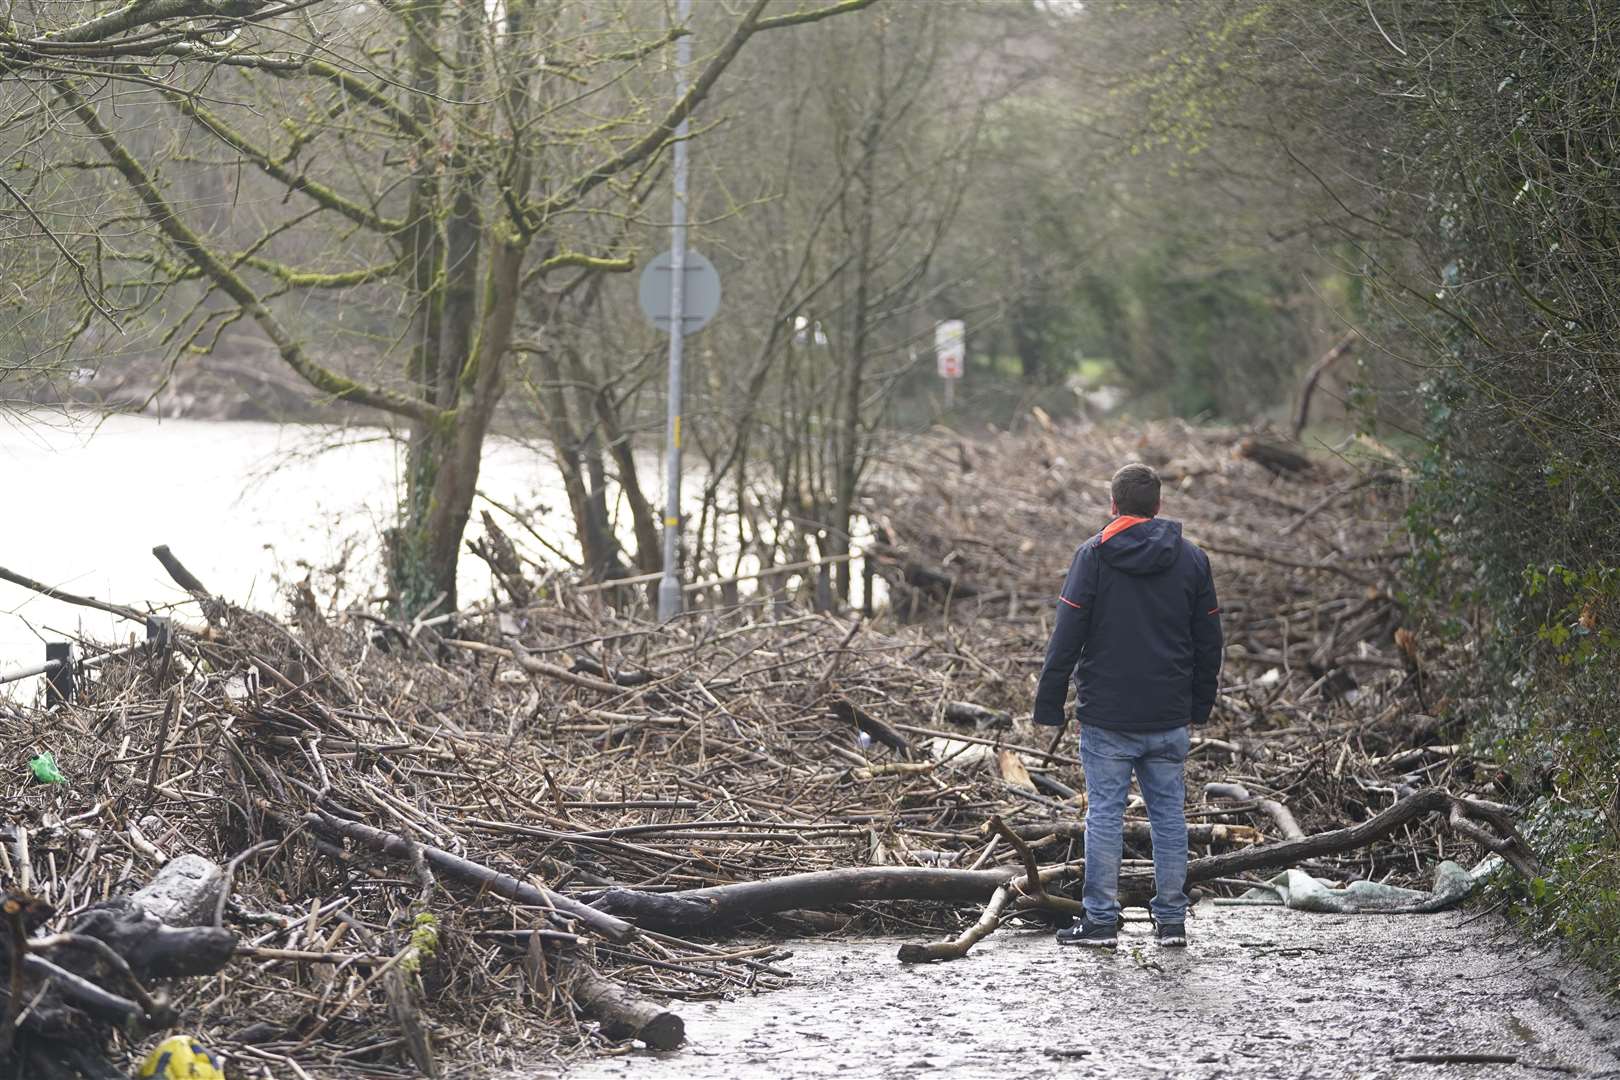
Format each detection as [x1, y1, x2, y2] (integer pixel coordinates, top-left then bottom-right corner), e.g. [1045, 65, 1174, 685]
[135, 1036, 226, 1079]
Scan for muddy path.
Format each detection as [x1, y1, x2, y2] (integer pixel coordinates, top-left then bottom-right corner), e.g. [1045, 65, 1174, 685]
[565, 906, 1620, 1080]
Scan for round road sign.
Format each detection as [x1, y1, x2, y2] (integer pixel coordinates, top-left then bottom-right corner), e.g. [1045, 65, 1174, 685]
[638, 248, 722, 334]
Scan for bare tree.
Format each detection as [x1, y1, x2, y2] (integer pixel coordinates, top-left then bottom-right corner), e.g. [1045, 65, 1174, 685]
[50, 0, 874, 616]
[0, 0, 332, 404]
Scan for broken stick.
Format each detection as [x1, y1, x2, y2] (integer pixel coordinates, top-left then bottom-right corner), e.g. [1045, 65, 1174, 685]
[307, 813, 635, 942]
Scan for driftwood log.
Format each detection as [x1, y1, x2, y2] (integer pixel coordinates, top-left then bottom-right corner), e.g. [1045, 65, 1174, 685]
[586, 866, 1030, 935]
[1237, 436, 1312, 475]
[566, 958, 684, 1050]
[522, 937, 684, 1050]
[1, 856, 237, 1080]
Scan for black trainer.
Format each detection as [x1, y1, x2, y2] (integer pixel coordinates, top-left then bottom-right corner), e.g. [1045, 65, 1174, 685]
[1153, 917, 1187, 947]
[1056, 917, 1118, 948]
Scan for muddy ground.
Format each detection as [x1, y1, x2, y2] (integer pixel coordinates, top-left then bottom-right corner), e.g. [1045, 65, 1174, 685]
[563, 905, 1620, 1080]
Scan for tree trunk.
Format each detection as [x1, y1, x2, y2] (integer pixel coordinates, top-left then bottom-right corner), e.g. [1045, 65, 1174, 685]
[532, 354, 625, 581]
[1012, 293, 1045, 383]
[412, 238, 526, 614]
[570, 346, 660, 574]
[597, 396, 661, 574]
[832, 110, 881, 606]
[396, 0, 448, 619]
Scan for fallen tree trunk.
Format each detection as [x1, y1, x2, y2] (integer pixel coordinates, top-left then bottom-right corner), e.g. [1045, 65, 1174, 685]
[1178, 788, 1534, 884]
[586, 866, 1030, 935]
[589, 789, 1518, 939]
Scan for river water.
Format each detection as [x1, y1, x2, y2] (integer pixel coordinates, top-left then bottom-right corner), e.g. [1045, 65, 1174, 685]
[0, 413, 580, 687]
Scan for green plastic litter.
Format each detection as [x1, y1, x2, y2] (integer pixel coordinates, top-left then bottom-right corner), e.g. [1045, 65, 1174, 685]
[29, 752, 66, 785]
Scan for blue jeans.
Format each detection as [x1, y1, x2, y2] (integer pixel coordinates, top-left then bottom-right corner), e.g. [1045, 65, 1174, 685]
[1079, 724, 1190, 925]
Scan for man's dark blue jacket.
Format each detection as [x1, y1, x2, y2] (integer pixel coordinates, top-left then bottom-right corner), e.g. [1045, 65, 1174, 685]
[1034, 515, 1222, 732]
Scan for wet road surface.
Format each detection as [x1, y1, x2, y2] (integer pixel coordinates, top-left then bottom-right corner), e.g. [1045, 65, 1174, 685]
[565, 905, 1620, 1079]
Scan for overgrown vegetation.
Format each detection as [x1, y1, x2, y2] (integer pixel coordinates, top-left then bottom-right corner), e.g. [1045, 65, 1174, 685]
[1370, 1, 1620, 984]
[1127, 0, 1620, 983]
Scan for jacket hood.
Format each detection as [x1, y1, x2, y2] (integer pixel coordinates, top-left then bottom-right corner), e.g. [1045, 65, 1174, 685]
[1096, 516, 1182, 576]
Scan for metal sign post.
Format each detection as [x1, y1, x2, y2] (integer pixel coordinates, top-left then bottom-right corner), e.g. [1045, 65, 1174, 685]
[639, 244, 721, 613]
[657, 0, 693, 623]
[936, 319, 965, 409]
[645, 0, 721, 624]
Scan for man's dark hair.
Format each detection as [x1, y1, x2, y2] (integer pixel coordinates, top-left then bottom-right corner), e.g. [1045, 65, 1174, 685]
[1111, 462, 1161, 517]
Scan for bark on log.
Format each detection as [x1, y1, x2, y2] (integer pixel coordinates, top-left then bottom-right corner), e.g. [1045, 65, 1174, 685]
[567, 960, 684, 1049]
[1178, 787, 1449, 884]
[1154, 787, 1537, 887]
[900, 788, 1532, 963]
[523, 938, 684, 1051]
[583, 890, 716, 932]
[150, 545, 214, 600]
[69, 900, 235, 981]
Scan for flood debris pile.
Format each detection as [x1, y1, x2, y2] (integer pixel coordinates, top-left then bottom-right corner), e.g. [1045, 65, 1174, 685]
[0, 421, 1539, 1079]
[868, 421, 1462, 832]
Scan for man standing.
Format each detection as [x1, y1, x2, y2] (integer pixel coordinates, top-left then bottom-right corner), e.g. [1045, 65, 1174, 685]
[1034, 462, 1222, 948]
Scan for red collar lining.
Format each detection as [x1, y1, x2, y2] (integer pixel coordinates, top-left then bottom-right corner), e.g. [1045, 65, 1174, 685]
[1100, 515, 1151, 544]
